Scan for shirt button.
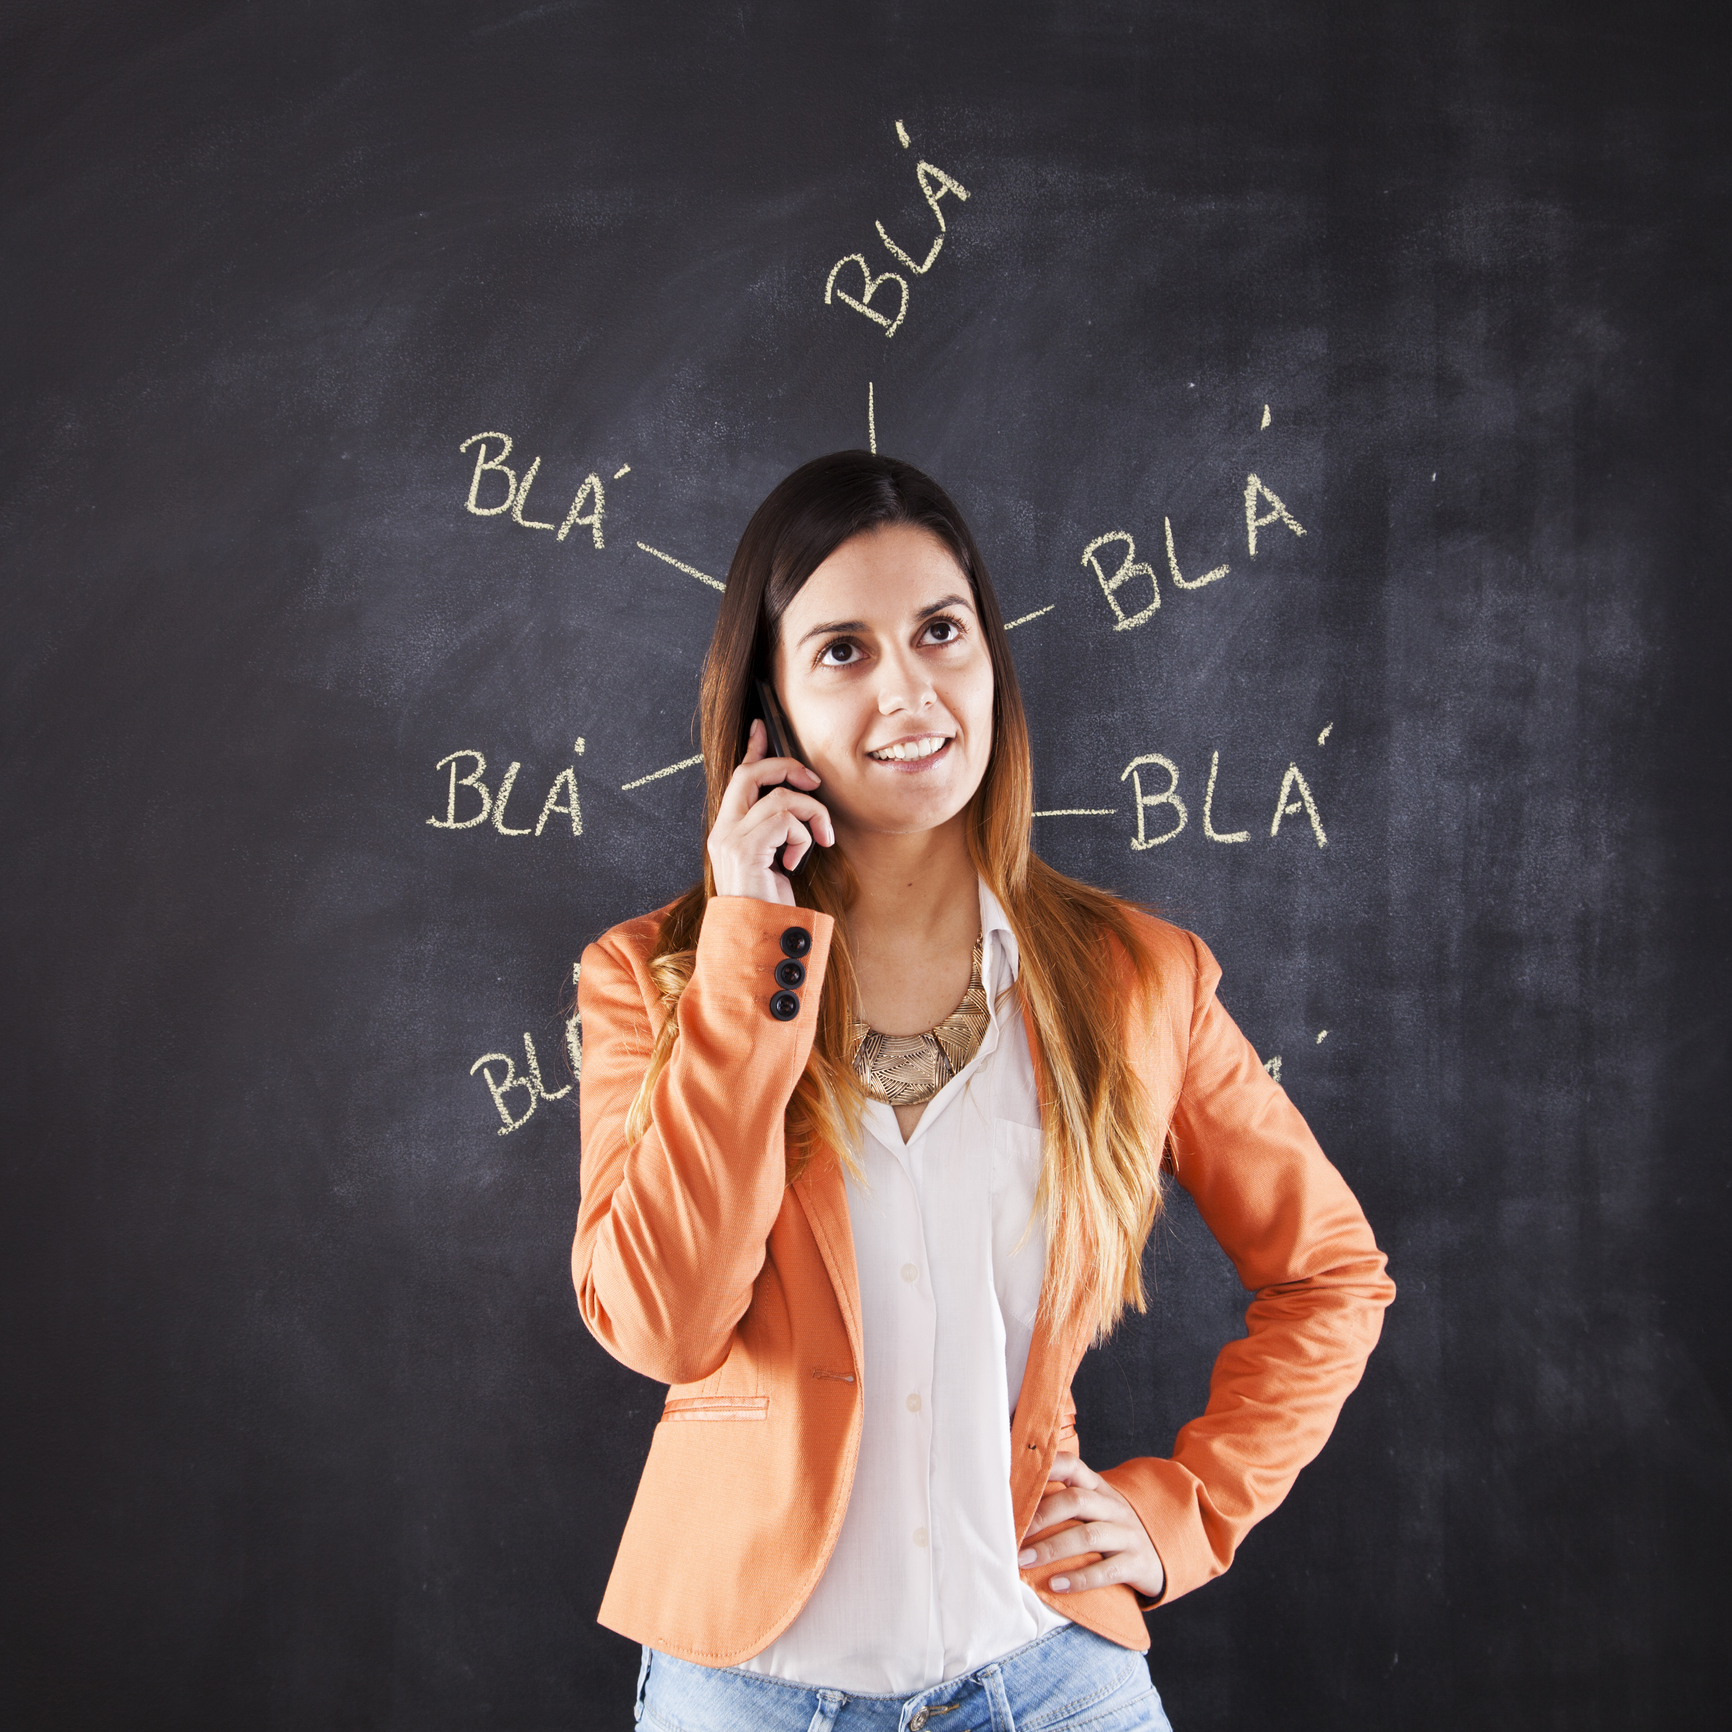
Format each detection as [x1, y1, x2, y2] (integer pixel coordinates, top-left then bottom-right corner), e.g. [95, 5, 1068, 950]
[768, 990, 801, 1021]
[773, 958, 807, 989]
[906, 1393, 922, 1412]
[900, 1263, 918, 1283]
[780, 926, 812, 959]
[912, 1527, 929, 1548]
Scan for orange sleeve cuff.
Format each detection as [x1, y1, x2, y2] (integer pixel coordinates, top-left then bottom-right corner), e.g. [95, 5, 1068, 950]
[1098, 1454, 1230, 1609]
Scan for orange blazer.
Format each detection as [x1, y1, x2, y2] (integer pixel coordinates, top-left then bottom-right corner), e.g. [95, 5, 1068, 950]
[572, 896, 1394, 1667]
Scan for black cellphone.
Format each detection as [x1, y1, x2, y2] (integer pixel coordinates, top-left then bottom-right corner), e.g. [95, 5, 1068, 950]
[753, 678, 812, 875]
[753, 678, 807, 775]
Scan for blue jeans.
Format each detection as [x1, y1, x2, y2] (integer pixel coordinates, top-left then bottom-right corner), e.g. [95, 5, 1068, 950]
[632, 1622, 1174, 1731]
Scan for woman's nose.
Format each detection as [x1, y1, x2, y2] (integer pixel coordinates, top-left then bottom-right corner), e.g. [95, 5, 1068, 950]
[877, 673, 936, 715]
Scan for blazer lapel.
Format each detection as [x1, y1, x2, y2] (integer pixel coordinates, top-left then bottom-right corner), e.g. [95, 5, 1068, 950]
[792, 1156, 865, 1378]
[1006, 993, 1093, 1535]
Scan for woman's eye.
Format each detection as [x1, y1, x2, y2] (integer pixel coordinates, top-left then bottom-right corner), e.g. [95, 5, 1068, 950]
[924, 617, 963, 644]
[818, 640, 858, 666]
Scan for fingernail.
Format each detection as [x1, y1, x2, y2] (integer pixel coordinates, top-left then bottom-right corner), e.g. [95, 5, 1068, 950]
[1018, 1549, 1035, 1566]
[1050, 1576, 1069, 1591]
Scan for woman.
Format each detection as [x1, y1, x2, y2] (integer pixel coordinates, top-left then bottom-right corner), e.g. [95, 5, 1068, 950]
[572, 452, 1394, 1730]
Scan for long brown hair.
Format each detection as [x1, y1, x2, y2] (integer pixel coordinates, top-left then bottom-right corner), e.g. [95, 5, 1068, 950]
[623, 451, 1168, 1340]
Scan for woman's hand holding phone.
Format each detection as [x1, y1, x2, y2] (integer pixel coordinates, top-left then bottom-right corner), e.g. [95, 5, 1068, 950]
[707, 718, 835, 907]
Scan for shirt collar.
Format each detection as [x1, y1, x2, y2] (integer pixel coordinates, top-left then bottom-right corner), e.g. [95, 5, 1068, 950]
[977, 876, 1020, 1005]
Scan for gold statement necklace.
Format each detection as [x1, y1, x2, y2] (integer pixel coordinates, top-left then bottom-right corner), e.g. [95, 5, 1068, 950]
[850, 935, 989, 1107]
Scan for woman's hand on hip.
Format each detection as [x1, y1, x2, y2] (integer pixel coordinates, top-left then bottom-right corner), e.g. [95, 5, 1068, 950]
[706, 718, 835, 906]
[1018, 1453, 1166, 1602]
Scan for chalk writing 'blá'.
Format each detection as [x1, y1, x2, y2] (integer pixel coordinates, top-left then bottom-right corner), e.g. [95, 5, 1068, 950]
[459, 432, 608, 547]
[427, 750, 584, 837]
[1118, 749, 1329, 851]
[1081, 475, 1306, 631]
[824, 136, 970, 339]
[472, 964, 582, 1137]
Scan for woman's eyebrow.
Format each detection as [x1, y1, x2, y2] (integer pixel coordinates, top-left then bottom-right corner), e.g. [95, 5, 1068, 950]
[913, 593, 974, 622]
[795, 593, 975, 648]
[797, 617, 865, 646]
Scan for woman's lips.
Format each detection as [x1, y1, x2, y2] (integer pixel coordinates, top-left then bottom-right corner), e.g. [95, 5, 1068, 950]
[865, 736, 954, 773]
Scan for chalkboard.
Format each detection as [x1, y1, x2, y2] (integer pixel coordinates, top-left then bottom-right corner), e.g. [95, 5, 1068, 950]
[3, 2, 1725, 1727]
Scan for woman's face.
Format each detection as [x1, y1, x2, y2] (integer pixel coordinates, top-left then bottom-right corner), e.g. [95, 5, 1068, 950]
[771, 523, 995, 844]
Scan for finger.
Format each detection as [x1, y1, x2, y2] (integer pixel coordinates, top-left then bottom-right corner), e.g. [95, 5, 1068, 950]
[736, 720, 820, 782]
[752, 789, 836, 851]
[1021, 1518, 1139, 1574]
[1027, 1491, 1079, 1535]
[739, 789, 835, 850]
[720, 751, 822, 822]
[1044, 1453, 1101, 1490]
[1020, 1495, 1130, 1563]
[722, 745, 784, 813]
[779, 818, 814, 872]
[1020, 1515, 1108, 1566]
[759, 755, 823, 791]
[1027, 1482, 1115, 1535]
[745, 809, 816, 874]
[753, 810, 812, 863]
[1049, 1555, 1130, 1593]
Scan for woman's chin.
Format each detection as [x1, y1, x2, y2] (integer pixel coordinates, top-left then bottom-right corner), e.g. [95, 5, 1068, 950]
[832, 786, 978, 842]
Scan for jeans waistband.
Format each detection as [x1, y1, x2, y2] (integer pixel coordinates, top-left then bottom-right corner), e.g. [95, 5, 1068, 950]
[636, 1619, 1160, 1732]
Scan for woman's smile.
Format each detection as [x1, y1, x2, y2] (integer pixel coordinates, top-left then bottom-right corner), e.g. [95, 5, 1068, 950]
[865, 732, 954, 767]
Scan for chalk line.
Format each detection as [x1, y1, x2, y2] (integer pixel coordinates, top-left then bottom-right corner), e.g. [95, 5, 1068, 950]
[636, 542, 725, 591]
[621, 753, 704, 792]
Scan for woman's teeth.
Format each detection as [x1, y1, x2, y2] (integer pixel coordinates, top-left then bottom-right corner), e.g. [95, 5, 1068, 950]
[868, 736, 949, 762]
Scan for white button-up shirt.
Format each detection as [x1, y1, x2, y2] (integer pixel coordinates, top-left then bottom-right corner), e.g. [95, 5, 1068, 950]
[737, 879, 1070, 1693]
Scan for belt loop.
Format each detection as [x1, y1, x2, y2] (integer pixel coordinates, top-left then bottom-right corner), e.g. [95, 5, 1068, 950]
[979, 1662, 1014, 1732]
[634, 1647, 652, 1724]
[807, 1686, 846, 1731]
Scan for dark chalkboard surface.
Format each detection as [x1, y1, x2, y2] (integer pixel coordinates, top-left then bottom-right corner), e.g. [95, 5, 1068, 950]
[3, 2, 1726, 1726]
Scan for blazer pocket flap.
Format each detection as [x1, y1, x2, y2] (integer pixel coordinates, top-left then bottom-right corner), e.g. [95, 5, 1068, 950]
[659, 1394, 770, 1423]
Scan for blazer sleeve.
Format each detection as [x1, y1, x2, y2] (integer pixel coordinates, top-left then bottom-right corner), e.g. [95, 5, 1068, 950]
[1099, 931, 1396, 1606]
[571, 896, 834, 1386]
